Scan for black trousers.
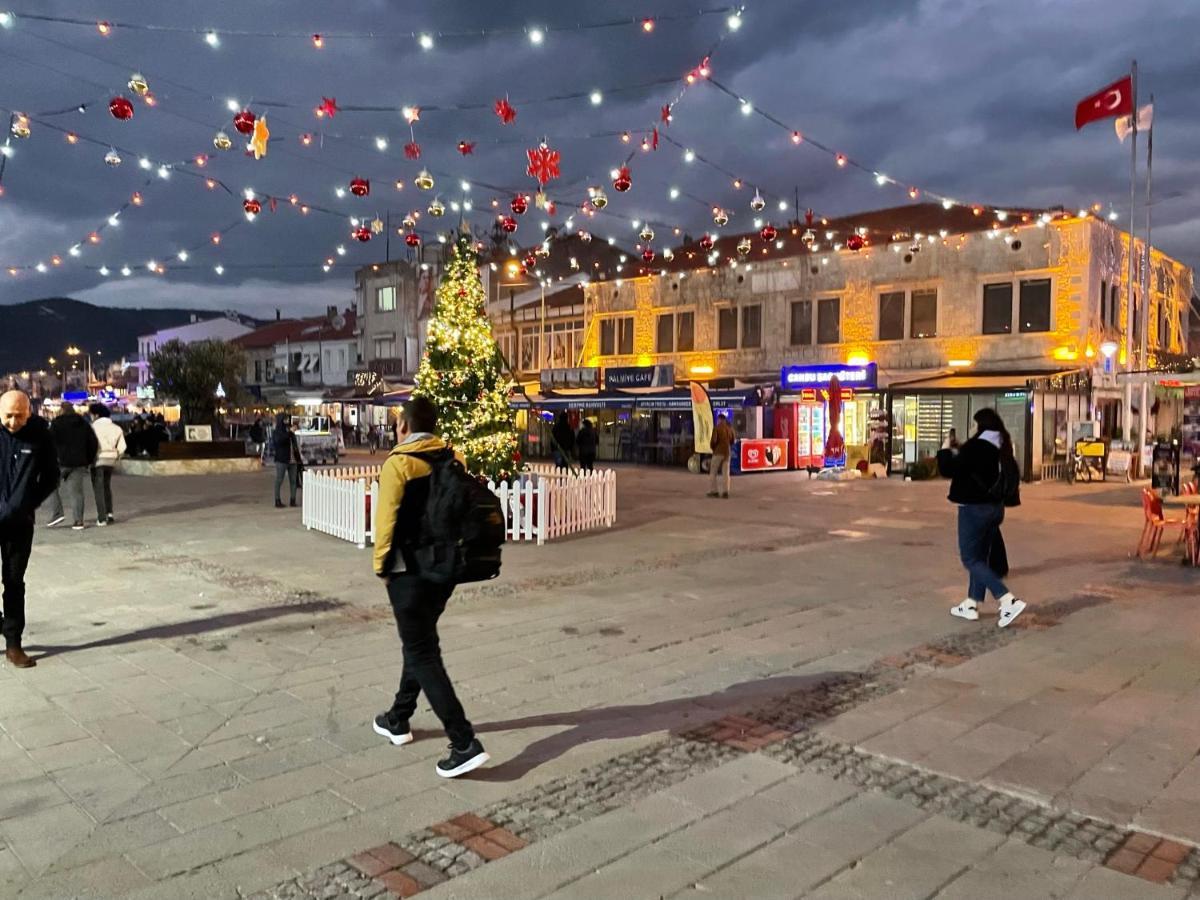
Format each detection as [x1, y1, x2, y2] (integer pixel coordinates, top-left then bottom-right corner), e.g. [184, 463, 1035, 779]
[92, 466, 115, 521]
[0, 522, 34, 647]
[387, 575, 474, 748]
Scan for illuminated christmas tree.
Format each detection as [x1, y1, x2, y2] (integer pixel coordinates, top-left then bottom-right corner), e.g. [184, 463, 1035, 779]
[414, 235, 519, 481]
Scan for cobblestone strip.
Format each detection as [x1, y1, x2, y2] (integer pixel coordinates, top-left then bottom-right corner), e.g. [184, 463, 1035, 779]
[760, 730, 1200, 890]
[251, 589, 1152, 899]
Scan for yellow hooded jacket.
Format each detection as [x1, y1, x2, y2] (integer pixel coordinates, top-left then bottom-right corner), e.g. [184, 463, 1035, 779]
[373, 434, 461, 577]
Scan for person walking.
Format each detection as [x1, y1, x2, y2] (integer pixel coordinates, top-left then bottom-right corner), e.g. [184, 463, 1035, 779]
[271, 414, 301, 508]
[371, 397, 489, 778]
[576, 419, 598, 473]
[552, 411, 575, 470]
[248, 417, 266, 457]
[937, 408, 1026, 628]
[707, 412, 735, 498]
[367, 424, 380, 455]
[89, 404, 126, 526]
[0, 390, 60, 668]
[46, 401, 98, 530]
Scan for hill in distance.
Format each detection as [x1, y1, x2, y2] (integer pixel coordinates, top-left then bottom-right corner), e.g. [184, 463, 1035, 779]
[0, 298, 254, 374]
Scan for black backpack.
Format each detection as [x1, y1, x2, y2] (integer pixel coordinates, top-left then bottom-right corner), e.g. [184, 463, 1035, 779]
[408, 449, 505, 585]
[988, 454, 1022, 508]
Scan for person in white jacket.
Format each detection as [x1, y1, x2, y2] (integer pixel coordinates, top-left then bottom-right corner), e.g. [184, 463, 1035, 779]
[89, 404, 126, 526]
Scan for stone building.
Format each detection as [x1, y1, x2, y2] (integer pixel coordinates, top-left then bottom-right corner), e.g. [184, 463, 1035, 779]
[558, 204, 1192, 476]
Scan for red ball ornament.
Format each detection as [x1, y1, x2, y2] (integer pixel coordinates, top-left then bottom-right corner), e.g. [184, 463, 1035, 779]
[500, 216, 518, 234]
[699, 234, 714, 251]
[613, 165, 632, 193]
[108, 96, 134, 121]
[642, 247, 656, 263]
[232, 109, 256, 135]
[846, 234, 865, 251]
[760, 224, 778, 242]
[523, 253, 537, 269]
[242, 197, 262, 216]
[349, 177, 370, 198]
[404, 232, 420, 247]
[353, 225, 372, 242]
[510, 195, 528, 216]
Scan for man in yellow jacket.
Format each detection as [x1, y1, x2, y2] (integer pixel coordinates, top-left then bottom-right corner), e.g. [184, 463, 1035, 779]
[372, 397, 489, 778]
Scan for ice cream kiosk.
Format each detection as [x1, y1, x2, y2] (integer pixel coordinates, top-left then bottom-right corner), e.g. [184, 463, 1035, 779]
[776, 363, 880, 471]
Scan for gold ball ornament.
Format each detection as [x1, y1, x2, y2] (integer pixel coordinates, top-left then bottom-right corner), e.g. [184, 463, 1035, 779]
[750, 190, 766, 213]
[415, 169, 434, 191]
[737, 237, 752, 257]
[713, 208, 729, 227]
[588, 186, 608, 210]
[639, 225, 655, 243]
[128, 72, 149, 96]
[213, 131, 233, 151]
[428, 198, 445, 218]
[10, 114, 31, 139]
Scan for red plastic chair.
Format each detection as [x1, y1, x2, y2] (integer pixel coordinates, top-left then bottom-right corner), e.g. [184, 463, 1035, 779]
[1139, 488, 1184, 558]
[1184, 507, 1200, 567]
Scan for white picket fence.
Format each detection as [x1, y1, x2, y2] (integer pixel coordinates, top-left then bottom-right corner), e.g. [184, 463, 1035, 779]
[302, 463, 616, 548]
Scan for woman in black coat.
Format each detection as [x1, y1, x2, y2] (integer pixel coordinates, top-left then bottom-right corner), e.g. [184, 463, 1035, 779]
[937, 408, 1026, 628]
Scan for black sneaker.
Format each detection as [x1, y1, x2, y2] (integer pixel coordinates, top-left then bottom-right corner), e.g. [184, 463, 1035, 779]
[436, 739, 489, 778]
[274, 500, 285, 509]
[372, 712, 413, 746]
[106, 514, 115, 524]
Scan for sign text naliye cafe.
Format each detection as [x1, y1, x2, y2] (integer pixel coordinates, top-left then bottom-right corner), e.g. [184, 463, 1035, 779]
[780, 363, 877, 390]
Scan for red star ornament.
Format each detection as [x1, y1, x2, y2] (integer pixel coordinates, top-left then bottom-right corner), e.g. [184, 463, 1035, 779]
[316, 97, 338, 118]
[404, 142, 421, 160]
[661, 104, 672, 124]
[494, 97, 517, 125]
[525, 143, 560, 187]
[457, 140, 475, 155]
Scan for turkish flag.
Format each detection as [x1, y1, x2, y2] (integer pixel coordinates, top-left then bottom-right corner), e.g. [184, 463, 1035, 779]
[1075, 75, 1133, 130]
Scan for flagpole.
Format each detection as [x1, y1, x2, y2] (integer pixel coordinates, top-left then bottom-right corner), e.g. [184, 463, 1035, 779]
[1140, 93, 1154, 459]
[1122, 60, 1137, 455]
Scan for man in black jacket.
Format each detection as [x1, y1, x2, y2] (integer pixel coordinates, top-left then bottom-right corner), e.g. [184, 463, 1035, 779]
[46, 401, 98, 530]
[271, 415, 302, 508]
[1, 391, 60, 667]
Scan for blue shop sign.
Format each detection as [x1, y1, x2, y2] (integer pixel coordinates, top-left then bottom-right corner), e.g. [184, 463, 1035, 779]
[780, 363, 877, 390]
[603, 364, 674, 390]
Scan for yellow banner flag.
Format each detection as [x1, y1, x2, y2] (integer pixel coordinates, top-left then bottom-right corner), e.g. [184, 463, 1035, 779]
[691, 381, 714, 454]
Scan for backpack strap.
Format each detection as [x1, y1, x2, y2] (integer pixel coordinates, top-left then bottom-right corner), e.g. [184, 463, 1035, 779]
[402, 448, 454, 466]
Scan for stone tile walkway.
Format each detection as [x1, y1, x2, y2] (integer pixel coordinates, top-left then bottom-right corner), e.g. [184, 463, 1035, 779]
[1, 467, 1197, 898]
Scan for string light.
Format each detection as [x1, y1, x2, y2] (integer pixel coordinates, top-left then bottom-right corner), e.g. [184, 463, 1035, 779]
[311, 33, 323, 49]
[99, 265, 110, 276]
[204, 30, 219, 47]
[727, 11, 743, 30]
[641, 18, 655, 32]
[0, 11, 13, 28]
[418, 33, 434, 50]
[590, 90, 603, 105]
[528, 27, 545, 45]
[374, 136, 388, 151]
[97, 21, 112, 36]
[214, 264, 224, 274]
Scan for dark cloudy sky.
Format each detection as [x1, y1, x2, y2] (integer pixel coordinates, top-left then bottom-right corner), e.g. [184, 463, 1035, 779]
[0, 0, 1196, 316]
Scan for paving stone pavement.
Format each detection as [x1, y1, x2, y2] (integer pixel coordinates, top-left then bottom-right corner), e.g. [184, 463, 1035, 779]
[1, 467, 1199, 898]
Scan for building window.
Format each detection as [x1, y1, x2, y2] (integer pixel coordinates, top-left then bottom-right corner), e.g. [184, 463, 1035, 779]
[1132, 292, 1139, 343]
[376, 286, 396, 312]
[718, 308, 738, 350]
[373, 335, 396, 359]
[1100, 279, 1108, 327]
[599, 316, 634, 357]
[789, 300, 812, 346]
[676, 311, 694, 352]
[520, 326, 539, 370]
[254, 360, 262, 383]
[657, 311, 695, 353]
[983, 282, 1013, 335]
[1109, 284, 1119, 329]
[656, 314, 674, 353]
[878, 291, 905, 341]
[910, 289, 938, 339]
[741, 305, 762, 349]
[1019, 279, 1052, 333]
[817, 297, 841, 344]
[546, 318, 585, 368]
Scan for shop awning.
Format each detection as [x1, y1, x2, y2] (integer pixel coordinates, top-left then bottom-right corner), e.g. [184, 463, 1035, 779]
[888, 369, 1077, 392]
[512, 387, 759, 411]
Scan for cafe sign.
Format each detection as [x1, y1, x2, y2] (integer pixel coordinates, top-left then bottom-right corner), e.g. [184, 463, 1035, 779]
[781, 363, 877, 390]
[604, 364, 674, 390]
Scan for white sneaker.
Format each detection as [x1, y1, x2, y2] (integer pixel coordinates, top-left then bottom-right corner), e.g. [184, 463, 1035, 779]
[950, 600, 980, 621]
[997, 596, 1027, 628]
[46, 516, 65, 528]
